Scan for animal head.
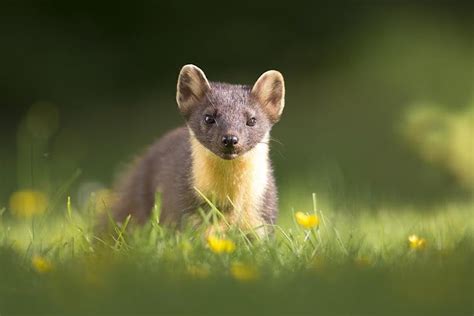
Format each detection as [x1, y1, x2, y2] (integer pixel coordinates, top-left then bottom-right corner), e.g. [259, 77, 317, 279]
[176, 64, 285, 160]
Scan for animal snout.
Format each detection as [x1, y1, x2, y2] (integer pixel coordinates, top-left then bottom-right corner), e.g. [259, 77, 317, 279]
[222, 135, 239, 148]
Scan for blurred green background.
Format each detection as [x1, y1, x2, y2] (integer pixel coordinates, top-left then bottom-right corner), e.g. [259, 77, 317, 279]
[1, 2, 473, 216]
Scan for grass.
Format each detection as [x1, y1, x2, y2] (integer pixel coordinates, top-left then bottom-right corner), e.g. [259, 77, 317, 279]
[0, 193, 473, 315]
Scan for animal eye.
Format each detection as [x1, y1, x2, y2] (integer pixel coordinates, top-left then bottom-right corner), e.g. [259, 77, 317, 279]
[204, 114, 216, 124]
[247, 117, 256, 126]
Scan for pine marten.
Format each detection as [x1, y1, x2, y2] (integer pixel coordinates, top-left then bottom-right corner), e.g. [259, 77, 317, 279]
[106, 64, 285, 236]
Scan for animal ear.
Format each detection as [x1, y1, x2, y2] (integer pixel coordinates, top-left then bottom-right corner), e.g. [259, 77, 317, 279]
[176, 64, 211, 114]
[251, 70, 285, 123]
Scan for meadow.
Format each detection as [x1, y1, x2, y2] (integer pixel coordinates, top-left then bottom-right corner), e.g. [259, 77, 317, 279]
[1, 3, 473, 315]
[1, 191, 472, 315]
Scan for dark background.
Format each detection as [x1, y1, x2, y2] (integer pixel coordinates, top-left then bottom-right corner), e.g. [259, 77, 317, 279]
[1, 1, 473, 213]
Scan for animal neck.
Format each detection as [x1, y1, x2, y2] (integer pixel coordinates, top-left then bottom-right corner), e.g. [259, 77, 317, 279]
[189, 131, 270, 216]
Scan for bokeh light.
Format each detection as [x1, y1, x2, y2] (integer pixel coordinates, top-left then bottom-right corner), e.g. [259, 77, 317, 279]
[9, 190, 48, 218]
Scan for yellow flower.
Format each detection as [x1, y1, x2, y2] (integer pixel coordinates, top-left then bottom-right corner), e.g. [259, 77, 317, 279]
[311, 256, 326, 273]
[84, 271, 105, 289]
[408, 234, 427, 250]
[32, 256, 53, 273]
[295, 212, 319, 229]
[187, 265, 210, 279]
[354, 256, 372, 268]
[230, 262, 258, 282]
[9, 190, 48, 218]
[207, 236, 236, 254]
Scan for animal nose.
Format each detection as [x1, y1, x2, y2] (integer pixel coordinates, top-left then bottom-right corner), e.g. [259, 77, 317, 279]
[222, 135, 239, 147]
